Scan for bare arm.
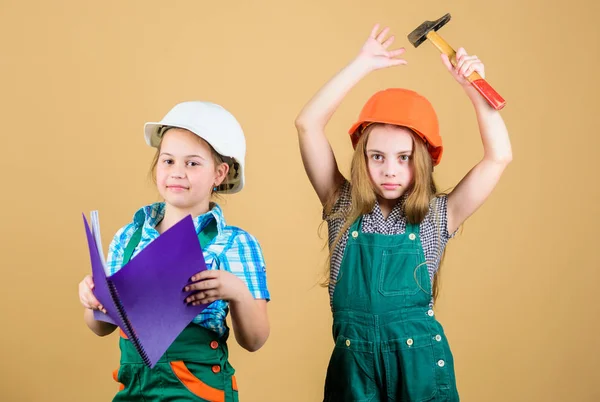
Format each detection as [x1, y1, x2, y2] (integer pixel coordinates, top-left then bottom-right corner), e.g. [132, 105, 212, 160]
[295, 24, 407, 205]
[185, 269, 270, 352]
[229, 295, 269, 352]
[84, 308, 117, 336]
[444, 49, 513, 234]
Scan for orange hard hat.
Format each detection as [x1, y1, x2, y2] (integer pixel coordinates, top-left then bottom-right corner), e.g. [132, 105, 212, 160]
[348, 88, 443, 165]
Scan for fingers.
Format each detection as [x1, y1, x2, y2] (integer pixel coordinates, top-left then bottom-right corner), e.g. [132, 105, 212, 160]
[361, 24, 408, 69]
[370, 24, 393, 47]
[191, 270, 219, 282]
[441, 54, 454, 71]
[79, 279, 94, 307]
[381, 35, 395, 49]
[455, 48, 485, 78]
[85, 274, 95, 290]
[375, 26, 390, 43]
[387, 48, 406, 59]
[463, 60, 483, 78]
[79, 275, 106, 313]
[80, 289, 104, 312]
[457, 57, 482, 78]
[369, 23, 380, 39]
[379, 47, 407, 68]
[456, 54, 477, 73]
[186, 290, 219, 305]
[388, 58, 408, 67]
[184, 279, 219, 292]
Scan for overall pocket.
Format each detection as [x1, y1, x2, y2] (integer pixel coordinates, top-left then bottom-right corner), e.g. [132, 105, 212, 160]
[169, 360, 227, 401]
[324, 336, 376, 402]
[383, 335, 439, 402]
[111, 364, 146, 402]
[378, 250, 429, 297]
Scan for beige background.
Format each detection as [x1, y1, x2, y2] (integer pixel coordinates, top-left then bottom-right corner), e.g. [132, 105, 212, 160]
[1, 0, 598, 401]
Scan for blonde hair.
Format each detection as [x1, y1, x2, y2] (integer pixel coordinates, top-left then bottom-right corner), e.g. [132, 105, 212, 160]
[324, 123, 447, 302]
[148, 126, 228, 193]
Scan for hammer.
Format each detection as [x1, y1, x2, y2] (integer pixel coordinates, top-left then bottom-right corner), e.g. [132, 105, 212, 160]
[408, 13, 506, 110]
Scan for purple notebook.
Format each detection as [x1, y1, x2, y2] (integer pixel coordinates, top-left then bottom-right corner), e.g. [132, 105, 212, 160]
[83, 212, 210, 368]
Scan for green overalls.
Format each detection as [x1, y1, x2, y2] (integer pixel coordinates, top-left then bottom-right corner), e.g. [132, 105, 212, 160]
[324, 218, 460, 401]
[112, 220, 239, 402]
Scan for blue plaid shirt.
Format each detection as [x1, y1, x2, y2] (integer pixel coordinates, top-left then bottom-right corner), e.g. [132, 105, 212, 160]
[106, 202, 270, 337]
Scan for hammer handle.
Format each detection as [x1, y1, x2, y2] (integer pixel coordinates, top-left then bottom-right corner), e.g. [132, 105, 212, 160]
[425, 31, 506, 110]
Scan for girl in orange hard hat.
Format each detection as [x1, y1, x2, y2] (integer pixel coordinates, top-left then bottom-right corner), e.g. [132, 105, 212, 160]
[295, 23, 511, 402]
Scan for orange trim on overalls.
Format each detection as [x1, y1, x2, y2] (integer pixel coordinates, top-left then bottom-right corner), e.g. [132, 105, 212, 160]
[231, 375, 238, 391]
[119, 329, 128, 339]
[170, 361, 225, 402]
[112, 368, 125, 391]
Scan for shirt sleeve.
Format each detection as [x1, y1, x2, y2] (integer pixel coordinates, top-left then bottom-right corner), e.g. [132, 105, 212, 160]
[428, 195, 458, 242]
[105, 224, 134, 276]
[220, 231, 270, 301]
[322, 179, 352, 221]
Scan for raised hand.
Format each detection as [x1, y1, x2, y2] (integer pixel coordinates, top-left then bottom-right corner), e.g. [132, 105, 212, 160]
[356, 24, 408, 71]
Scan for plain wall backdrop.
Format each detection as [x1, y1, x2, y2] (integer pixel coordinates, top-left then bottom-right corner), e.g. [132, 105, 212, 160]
[1, 0, 598, 401]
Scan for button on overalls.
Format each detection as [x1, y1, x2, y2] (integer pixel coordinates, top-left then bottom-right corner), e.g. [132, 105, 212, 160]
[324, 218, 460, 401]
[112, 219, 239, 402]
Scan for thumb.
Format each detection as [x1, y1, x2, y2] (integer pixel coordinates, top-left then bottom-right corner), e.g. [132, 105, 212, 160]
[85, 275, 95, 289]
[388, 58, 408, 67]
[440, 54, 453, 72]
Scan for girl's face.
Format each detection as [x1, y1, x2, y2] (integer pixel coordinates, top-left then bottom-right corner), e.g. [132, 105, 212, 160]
[365, 125, 415, 202]
[155, 128, 228, 212]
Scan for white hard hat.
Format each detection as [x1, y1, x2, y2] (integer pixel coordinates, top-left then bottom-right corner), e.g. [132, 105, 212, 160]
[144, 101, 246, 193]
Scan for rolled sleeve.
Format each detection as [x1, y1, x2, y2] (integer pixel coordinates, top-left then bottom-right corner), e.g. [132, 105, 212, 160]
[105, 225, 130, 276]
[221, 231, 270, 301]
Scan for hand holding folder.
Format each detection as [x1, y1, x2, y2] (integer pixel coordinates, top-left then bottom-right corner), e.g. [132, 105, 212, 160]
[82, 211, 212, 368]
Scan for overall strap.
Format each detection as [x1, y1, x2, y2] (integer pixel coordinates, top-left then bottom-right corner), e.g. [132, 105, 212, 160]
[405, 222, 420, 236]
[197, 219, 218, 249]
[122, 226, 143, 265]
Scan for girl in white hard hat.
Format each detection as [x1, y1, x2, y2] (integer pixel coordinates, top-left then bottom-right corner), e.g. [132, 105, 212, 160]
[78, 101, 270, 401]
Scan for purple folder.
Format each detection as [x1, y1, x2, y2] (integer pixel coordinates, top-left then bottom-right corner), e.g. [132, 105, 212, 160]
[83, 213, 210, 368]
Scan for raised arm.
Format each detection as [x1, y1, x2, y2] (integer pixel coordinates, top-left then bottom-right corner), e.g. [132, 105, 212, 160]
[443, 48, 513, 234]
[295, 24, 407, 205]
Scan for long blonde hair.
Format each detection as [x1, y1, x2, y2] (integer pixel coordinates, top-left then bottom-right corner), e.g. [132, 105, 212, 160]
[324, 123, 446, 302]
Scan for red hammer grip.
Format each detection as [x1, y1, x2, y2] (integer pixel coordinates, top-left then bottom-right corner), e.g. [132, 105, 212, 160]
[414, 29, 508, 111]
[470, 78, 506, 111]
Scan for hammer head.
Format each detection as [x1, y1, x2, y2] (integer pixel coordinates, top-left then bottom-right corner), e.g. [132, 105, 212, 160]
[408, 13, 451, 48]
